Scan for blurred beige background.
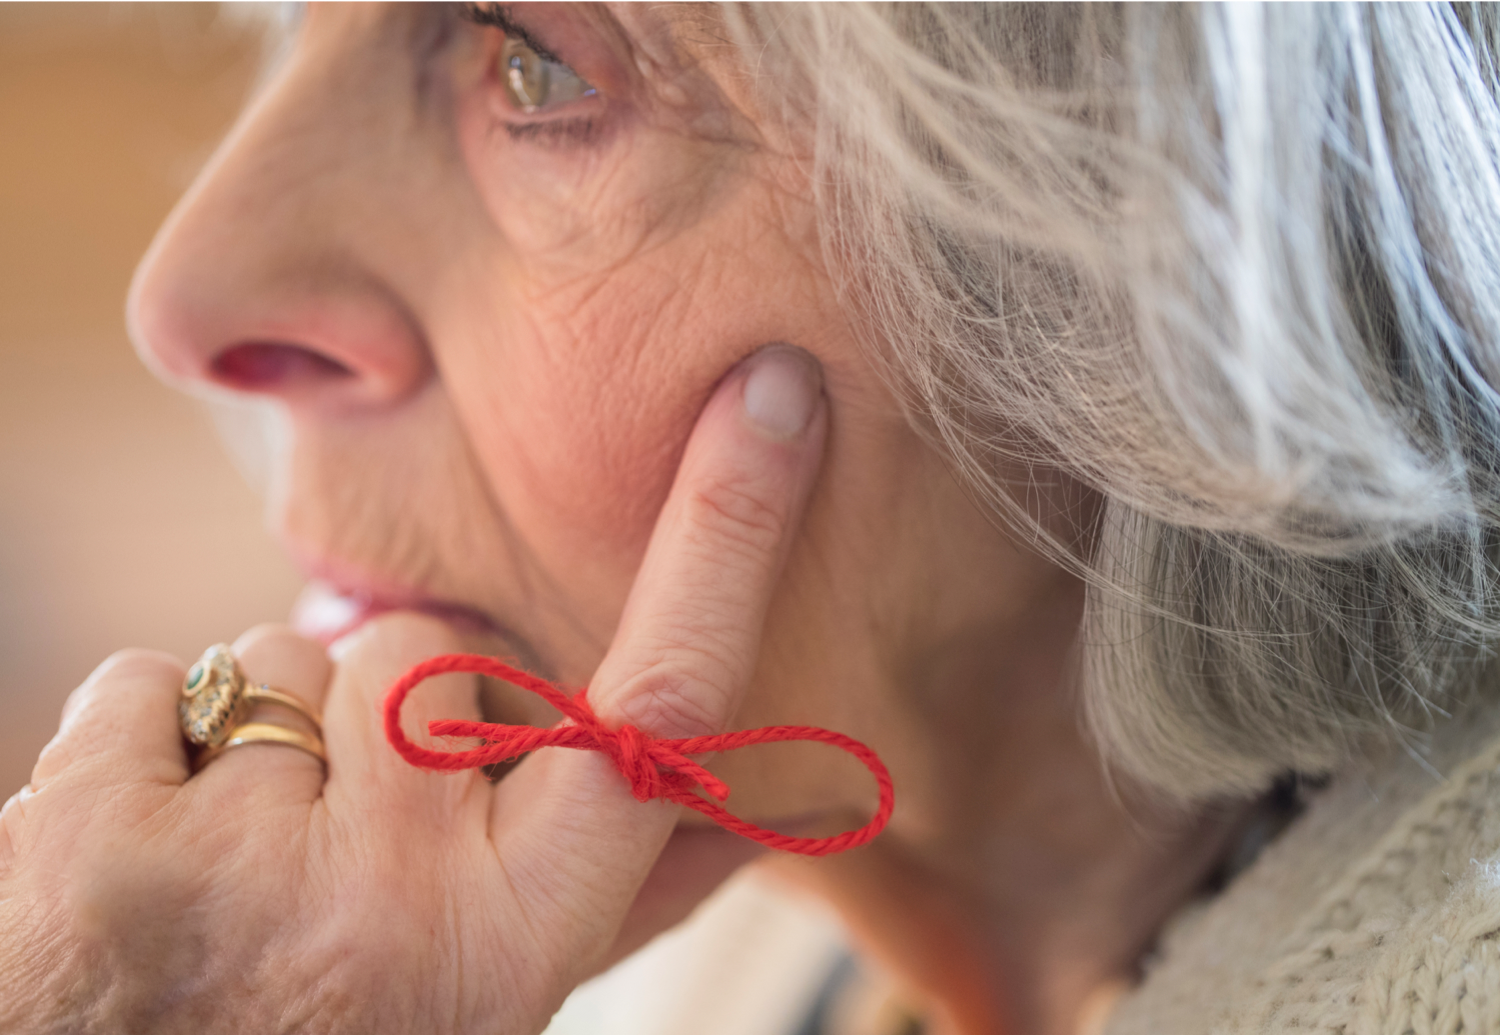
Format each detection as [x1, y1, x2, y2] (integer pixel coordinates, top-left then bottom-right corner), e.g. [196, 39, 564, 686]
[0, 4, 302, 796]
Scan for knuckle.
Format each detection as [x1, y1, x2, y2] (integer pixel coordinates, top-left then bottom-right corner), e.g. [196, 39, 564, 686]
[232, 622, 311, 654]
[88, 648, 185, 691]
[59, 649, 182, 729]
[30, 733, 74, 783]
[30, 727, 107, 791]
[612, 663, 731, 739]
[335, 613, 458, 683]
[341, 610, 460, 664]
[684, 474, 788, 560]
[0, 788, 30, 873]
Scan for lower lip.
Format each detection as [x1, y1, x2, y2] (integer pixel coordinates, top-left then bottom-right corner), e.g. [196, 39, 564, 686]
[289, 582, 375, 645]
[290, 580, 498, 647]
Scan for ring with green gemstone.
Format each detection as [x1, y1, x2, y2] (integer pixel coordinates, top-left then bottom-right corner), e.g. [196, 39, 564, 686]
[179, 643, 323, 755]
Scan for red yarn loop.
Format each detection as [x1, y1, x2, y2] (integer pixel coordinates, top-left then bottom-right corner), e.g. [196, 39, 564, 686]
[382, 654, 895, 856]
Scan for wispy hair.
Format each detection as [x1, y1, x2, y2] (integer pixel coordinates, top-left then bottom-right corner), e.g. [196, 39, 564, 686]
[729, 3, 1500, 797]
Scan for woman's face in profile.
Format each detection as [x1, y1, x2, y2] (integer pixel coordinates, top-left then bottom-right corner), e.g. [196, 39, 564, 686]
[128, 1, 1059, 946]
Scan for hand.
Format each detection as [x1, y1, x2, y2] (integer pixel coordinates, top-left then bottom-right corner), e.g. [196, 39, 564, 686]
[0, 346, 827, 1035]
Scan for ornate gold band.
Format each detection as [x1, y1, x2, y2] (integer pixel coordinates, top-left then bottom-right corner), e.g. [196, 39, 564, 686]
[243, 683, 323, 729]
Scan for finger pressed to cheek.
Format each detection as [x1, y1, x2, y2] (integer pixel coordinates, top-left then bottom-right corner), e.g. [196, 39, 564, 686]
[486, 344, 827, 945]
[589, 343, 828, 739]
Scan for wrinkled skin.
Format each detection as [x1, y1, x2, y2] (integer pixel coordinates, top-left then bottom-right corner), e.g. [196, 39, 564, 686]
[0, 356, 827, 1033]
[0, 6, 1231, 1035]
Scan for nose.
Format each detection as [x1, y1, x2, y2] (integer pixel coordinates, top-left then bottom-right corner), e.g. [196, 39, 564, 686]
[127, 15, 432, 413]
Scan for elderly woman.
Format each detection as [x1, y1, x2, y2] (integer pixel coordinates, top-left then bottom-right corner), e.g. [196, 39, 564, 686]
[5, 4, 1500, 1033]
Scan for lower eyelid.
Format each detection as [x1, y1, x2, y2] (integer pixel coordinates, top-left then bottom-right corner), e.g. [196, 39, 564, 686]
[504, 118, 605, 147]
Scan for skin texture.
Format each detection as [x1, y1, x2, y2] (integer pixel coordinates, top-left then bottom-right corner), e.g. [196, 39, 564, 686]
[0, 5, 1236, 1035]
[0, 362, 829, 1033]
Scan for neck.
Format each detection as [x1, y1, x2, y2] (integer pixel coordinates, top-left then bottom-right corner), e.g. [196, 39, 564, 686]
[768, 565, 1242, 1035]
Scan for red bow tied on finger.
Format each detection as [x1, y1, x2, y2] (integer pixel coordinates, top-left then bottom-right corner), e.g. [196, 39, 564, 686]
[383, 654, 895, 856]
[602, 723, 730, 803]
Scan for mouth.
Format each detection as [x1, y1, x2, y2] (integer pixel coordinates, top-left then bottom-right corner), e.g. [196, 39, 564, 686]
[290, 578, 509, 648]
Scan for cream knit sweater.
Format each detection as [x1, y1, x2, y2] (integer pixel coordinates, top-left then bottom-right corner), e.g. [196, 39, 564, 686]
[1106, 699, 1500, 1035]
[547, 702, 1500, 1035]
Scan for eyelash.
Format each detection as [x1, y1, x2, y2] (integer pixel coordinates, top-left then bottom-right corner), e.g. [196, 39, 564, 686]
[461, 4, 555, 62]
[505, 119, 604, 146]
[461, 3, 604, 146]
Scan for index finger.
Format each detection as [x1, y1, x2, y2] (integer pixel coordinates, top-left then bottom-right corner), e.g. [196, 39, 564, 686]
[493, 345, 827, 932]
[592, 343, 828, 737]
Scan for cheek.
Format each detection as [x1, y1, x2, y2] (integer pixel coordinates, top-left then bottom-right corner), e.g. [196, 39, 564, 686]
[443, 96, 837, 628]
[431, 197, 836, 629]
[455, 74, 753, 271]
[431, 267, 727, 609]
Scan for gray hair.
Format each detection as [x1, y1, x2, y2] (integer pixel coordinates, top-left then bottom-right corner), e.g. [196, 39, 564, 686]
[730, 3, 1500, 798]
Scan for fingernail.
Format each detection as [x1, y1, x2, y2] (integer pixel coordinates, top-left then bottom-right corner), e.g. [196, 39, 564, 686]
[740, 345, 822, 440]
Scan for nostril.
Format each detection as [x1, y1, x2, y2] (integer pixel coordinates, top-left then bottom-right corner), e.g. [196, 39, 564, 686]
[211, 342, 355, 392]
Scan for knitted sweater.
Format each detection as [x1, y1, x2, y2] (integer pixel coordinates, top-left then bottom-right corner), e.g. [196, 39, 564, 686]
[547, 703, 1500, 1035]
[1105, 699, 1500, 1035]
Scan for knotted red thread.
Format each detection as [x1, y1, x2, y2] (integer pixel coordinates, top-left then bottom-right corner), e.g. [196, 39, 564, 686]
[383, 654, 894, 856]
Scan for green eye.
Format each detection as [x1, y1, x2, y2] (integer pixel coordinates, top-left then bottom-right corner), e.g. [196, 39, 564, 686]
[500, 36, 596, 114]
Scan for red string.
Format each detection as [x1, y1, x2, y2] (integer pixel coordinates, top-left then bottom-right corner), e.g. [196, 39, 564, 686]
[383, 654, 895, 856]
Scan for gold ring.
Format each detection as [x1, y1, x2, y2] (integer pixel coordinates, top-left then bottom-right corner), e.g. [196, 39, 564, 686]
[192, 722, 327, 772]
[179, 643, 322, 750]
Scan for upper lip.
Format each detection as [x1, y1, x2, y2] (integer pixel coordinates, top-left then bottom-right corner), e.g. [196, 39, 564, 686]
[286, 545, 513, 647]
